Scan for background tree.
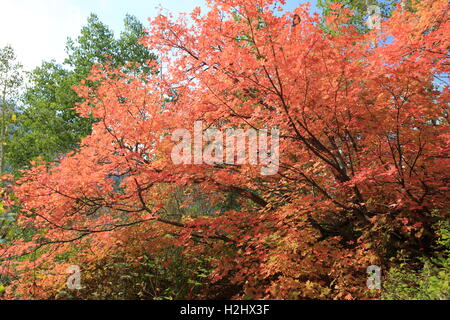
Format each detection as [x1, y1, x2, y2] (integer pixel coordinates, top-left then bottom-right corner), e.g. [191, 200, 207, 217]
[7, 13, 156, 171]
[0, 46, 23, 174]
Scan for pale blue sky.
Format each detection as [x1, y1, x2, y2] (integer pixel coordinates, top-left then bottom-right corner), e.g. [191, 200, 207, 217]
[0, 0, 318, 70]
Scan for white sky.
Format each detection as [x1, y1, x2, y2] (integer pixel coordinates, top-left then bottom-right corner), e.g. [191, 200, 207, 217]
[0, 0, 87, 70]
[0, 0, 207, 71]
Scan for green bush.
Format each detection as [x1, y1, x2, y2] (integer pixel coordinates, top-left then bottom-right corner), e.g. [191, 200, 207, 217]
[383, 218, 450, 300]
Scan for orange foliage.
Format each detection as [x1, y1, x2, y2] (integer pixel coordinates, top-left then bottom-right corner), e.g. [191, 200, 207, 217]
[1, 0, 448, 299]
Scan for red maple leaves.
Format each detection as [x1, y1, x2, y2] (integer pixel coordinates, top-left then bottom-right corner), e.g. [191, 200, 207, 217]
[2, 0, 448, 299]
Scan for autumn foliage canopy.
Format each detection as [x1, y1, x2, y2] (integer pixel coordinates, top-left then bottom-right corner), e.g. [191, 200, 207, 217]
[1, 0, 449, 299]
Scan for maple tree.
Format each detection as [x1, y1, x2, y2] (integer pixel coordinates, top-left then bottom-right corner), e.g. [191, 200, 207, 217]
[0, 0, 448, 299]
